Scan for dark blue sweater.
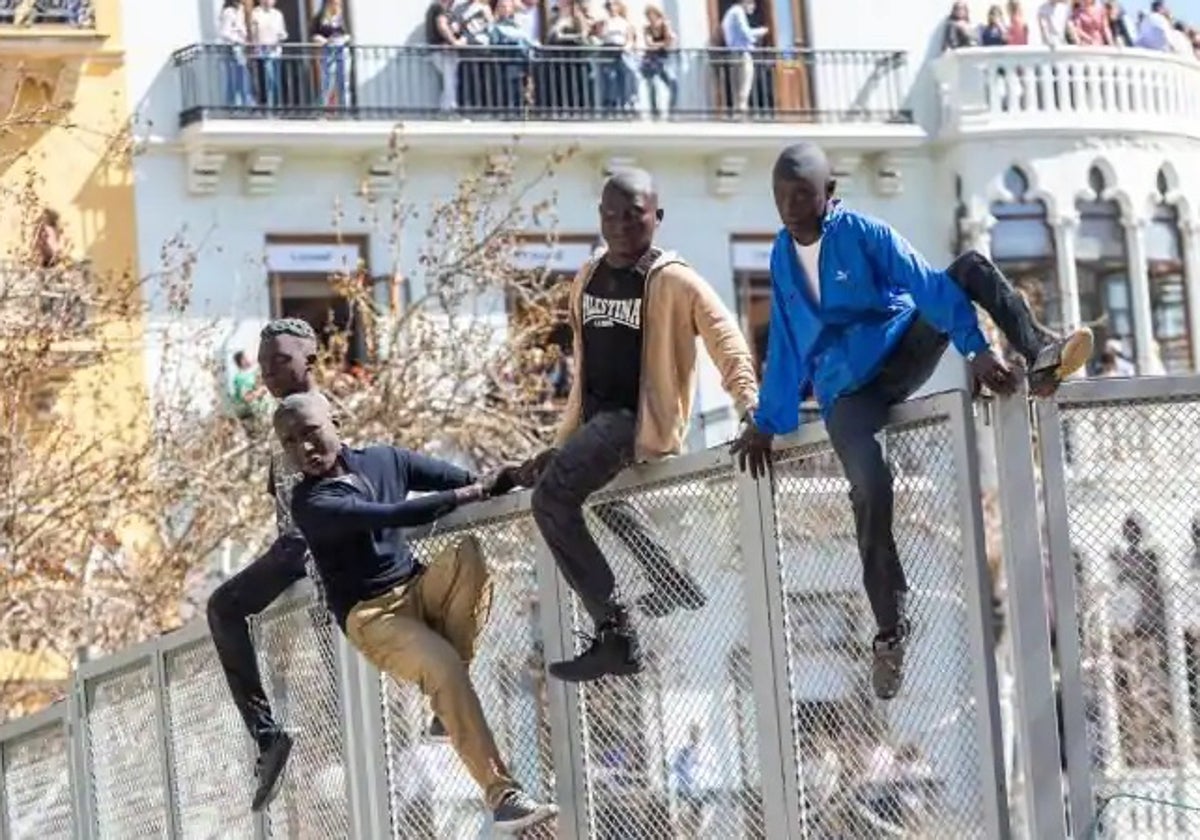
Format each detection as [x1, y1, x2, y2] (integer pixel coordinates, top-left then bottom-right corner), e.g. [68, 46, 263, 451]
[291, 445, 476, 628]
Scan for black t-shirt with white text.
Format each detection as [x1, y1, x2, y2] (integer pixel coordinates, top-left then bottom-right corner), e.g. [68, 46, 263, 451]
[582, 261, 644, 420]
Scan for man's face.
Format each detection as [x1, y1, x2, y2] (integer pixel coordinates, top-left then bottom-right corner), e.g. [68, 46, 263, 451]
[257, 334, 315, 399]
[599, 185, 658, 263]
[773, 171, 829, 242]
[274, 403, 341, 476]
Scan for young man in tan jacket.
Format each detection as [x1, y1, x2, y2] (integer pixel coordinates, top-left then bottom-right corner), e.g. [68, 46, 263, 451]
[522, 169, 760, 683]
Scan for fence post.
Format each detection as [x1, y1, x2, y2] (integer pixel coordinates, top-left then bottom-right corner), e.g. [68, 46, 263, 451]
[993, 389, 1069, 839]
[1034, 398, 1096, 836]
[150, 646, 181, 839]
[733, 465, 801, 840]
[533, 537, 588, 839]
[68, 671, 94, 840]
[946, 392, 1012, 840]
[0, 728, 8, 840]
[334, 633, 390, 839]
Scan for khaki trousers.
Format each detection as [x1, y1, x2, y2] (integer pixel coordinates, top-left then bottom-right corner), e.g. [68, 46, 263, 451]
[345, 535, 514, 808]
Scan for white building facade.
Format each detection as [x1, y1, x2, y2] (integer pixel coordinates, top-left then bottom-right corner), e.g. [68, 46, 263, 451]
[119, 0, 1200, 443]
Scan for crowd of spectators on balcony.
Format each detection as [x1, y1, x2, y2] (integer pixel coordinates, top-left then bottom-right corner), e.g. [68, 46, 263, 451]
[942, 0, 1200, 58]
[425, 0, 692, 117]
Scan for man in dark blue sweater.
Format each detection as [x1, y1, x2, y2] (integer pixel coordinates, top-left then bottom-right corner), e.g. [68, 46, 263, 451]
[275, 392, 558, 833]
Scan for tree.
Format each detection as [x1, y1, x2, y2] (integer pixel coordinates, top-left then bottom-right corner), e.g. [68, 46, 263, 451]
[0, 117, 578, 720]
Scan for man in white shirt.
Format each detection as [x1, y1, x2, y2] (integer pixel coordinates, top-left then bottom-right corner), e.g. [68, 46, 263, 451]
[1037, 0, 1071, 45]
[251, 0, 288, 108]
[1136, 1, 1174, 51]
[720, 0, 769, 114]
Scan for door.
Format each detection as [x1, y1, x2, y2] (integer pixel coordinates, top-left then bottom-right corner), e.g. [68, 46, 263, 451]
[707, 0, 812, 116]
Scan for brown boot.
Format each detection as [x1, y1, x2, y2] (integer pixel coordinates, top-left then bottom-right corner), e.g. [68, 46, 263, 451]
[1027, 327, 1095, 397]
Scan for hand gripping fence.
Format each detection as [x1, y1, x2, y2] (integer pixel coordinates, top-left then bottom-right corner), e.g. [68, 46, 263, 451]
[8, 380, 1200, 838]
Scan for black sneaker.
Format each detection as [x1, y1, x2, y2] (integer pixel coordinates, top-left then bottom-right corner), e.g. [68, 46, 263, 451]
[426, 715, 449, 741]
[251, 731, 293, 812]
[871, 624, 909, 701]
[548, 614, 643, 683]
[635, 570, 708, 619]
[492, 788, 558, 833]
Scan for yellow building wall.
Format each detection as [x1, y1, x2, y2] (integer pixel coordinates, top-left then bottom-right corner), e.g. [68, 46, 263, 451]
[0, 0, 146, 688]
[0, 0, 144, 448]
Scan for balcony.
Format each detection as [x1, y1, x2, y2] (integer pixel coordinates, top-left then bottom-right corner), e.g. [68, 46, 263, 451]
[0, 260, 95, 353]
[172, 43, 920, 170]
[935, 45, 1200, 141]
[0, 0, 99, 57]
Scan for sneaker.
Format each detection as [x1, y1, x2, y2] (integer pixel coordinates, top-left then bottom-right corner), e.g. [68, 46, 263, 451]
[1028, 328, 1094, 397]
[493, 788, 558, 833]
[548, 613, 643, 683]
[636, 570, 708, 619]
[427, 715, 449, 741]
[871, 625, 909, 701]
[251, 731, 293, 812]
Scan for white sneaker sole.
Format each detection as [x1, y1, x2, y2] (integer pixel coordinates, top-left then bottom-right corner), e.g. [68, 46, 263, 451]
[494, 803, 559, 834]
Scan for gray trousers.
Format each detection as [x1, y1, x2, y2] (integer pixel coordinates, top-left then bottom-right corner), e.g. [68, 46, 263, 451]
[531, 409, 688, 624]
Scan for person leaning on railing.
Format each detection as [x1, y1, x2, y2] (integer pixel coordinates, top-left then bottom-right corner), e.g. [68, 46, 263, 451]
[426, 0, 467, 112]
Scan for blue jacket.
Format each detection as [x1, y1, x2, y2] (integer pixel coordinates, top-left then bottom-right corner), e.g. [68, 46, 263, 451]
[292, 445, 475, 628]
[754, 202, 988, 433]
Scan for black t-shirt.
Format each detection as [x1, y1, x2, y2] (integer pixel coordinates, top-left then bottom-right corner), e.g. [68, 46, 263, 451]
[426, 3, 450, 45]
[581, 261, 644, 420]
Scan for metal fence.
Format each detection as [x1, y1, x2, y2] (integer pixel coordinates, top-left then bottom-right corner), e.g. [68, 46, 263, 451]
[7, 379, 1200, 838]
[173, 44, 911, 127]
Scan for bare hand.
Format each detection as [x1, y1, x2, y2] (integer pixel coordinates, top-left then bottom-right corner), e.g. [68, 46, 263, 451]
[729, 419, 774, 480]
[969, 348, 1018, 396]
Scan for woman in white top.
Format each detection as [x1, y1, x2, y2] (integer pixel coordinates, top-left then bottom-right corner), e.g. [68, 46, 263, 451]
[219, 0, 255, 107]
[251, 0, 288, 108]
[596, 0, 639, 111]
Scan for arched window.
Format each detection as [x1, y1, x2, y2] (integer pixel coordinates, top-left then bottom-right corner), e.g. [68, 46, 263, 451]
[1075, 166, 1133, 368]
[989, 167, 1059, 328]
[1148, 169, 1190, 373]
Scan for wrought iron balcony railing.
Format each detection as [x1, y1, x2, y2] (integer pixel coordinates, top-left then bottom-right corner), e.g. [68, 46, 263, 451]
[0, 260, 93, 337]
[173, 43, 911, 126]
[0, 0, 93, 27]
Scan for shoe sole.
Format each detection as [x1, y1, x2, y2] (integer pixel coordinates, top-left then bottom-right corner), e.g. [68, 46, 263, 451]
[548, 660, 644, 683]
[251, 737, 293, 813]
[495, 803, 559, 833]
[1031, 328, 1094, 396]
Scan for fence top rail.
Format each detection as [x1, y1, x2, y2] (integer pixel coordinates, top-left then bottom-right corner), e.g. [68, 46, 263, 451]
[0, 699, 66, 746]
[1052, 374, 1200, 407]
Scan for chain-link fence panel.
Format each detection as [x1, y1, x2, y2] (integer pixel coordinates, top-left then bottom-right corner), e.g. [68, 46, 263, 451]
[256, 599, 351, 839]
[380, 512, 556, 840]
[771, 417, 990, 839]
[162, 637, 259, 838]
[84, 662, 170, 836]
[1043, 396, 1200, 838]
[1, 721, 73, 839]
[564, 465, 764, 840]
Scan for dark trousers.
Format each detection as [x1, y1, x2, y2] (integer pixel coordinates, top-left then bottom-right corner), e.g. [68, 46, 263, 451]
[206, 533, 308, 750]
[829, 250, 1046, 634]
[532, 409, 691, 625]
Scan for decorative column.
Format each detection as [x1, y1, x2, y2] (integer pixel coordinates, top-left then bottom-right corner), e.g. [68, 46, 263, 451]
[1123, 216, 1155, 372]
[1051, 214, 1082, 329]
[1179, 221, 1200, 372]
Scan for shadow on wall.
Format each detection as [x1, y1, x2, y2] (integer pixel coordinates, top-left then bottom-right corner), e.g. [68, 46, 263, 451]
[903, 25, 952, 132]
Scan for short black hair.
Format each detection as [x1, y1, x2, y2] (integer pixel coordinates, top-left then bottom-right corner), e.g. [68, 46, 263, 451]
[774, 142, 831, 183]
[260, 317, 317, 344]
[274, 391, 330, 425]
[1151, 0, 1165, 12]
[233, 350, 248, 366]
[603, 168, 657, 201]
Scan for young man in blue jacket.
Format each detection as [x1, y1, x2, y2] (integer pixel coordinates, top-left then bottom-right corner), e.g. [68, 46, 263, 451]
[275, 391, 558, 833]
[732, 142, 1092, 700]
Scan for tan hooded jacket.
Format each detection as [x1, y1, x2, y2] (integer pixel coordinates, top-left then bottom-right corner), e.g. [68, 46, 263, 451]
[554, 249, 760, 462]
